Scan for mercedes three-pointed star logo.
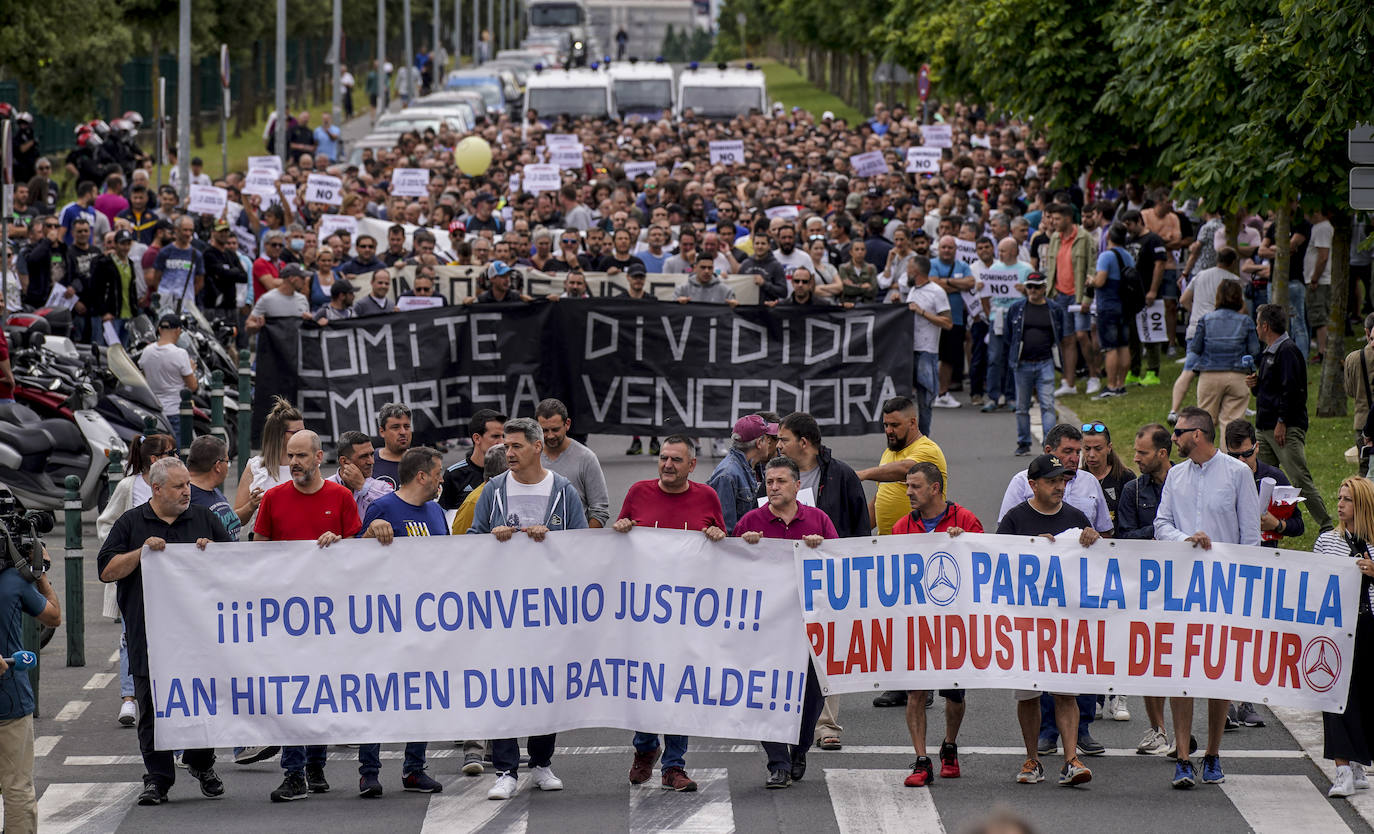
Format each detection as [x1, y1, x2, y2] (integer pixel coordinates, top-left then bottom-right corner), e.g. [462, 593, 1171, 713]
[925, 551, 960, 606]
[1302, 636, 1341, 693]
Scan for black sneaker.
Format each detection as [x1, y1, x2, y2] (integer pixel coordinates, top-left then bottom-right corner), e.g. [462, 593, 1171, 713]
[872, 690, 908, 707]
[188, 765, 225, 798]
[790, 750, 807, 782]
[403, 771, 443, 793]
[270, 773, 309, 802]
[1077, 730, 1106, 756]
[359, 773, 383, 798]
[1015, 444, 1032, 456]
[649, 437, 661, 455]
[137, 781, 168, 806]
[626, 438, 643, 455]
[765, 768, 792, 789]
[305, 764, 330, 793]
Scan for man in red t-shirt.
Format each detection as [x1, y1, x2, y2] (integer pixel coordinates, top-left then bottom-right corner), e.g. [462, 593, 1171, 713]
[252, 233, 286, 300]
[890, 460, 982, 789]
[612, 434, 726, 794]
[253, 429, 360, 803]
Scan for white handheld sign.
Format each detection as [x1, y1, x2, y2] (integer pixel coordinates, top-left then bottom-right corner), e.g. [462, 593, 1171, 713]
[391, 168, 431, 197]
[247, 155, 283, 174]
[317, 214, 358, 244]
[305, 174, 343, 206]
[624, 161, 657, 179]
[955, 238, 978, 266]
[849, 151, 889, 178]
[550, 145, 584, 170]
[1136, 300, 1168, 343]
[920, 124, 953, 149]
[979, 268, 1022, 300]
[709, 140, 745, 166]
[243, 169, 278, 198]
[187, 185, 228, 216]
[522, 164, 561, 194]
[906, 147, 942, 174]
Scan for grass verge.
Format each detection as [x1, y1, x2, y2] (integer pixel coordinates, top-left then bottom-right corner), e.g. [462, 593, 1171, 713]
[1057, 348, 1356, 553]
[188, 88, 364, 177]
[753, 59, 863, 126]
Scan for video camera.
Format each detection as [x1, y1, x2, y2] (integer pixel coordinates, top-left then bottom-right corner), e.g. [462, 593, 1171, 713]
[0, 490, 52, 583]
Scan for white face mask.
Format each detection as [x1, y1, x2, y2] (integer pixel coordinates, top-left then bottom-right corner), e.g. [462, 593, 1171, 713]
[290, 238, 305, 252]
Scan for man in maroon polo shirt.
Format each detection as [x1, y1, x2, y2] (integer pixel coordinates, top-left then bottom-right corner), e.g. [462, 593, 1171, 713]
[735, 455, 834, 790]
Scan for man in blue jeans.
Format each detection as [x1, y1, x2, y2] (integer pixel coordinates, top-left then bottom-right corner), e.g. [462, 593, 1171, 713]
[1007, 274, 1059, 456]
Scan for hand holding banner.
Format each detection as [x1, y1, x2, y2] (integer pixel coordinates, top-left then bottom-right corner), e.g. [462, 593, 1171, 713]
[187, 185, 228, 216]
[392, 168, 431, 197]
[305, 174, 344, 206]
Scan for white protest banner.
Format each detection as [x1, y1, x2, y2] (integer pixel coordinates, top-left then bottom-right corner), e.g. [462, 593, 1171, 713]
[545, 133, 580, 147]
[224, 200, 243, 225]
[317, 213, 358, 244]
[797, 533, 1358, 710]
[356, 217, 452, 257]
[1136, 299, 1168, 343]
[955, 238, 978, 266]
[187, 185, 228, 216]
[391, 168, 431, 197]
[550, 145, 585, 170]
[396, 295, 445, 311]
[247, 155, 283, 174]
[624, 161, 657, 179]
[764, 205, 799, 221]
[920, 124, 953, 149]
[305, 173, 344, 206]
[906, 147, 942, 174]
[979, 267, 1022, 300]
[709, 140, 745, 166]
[522, 163, 561, 194]
[144, 529, 808, 748]
[849, 151, 889, 178]
[243, 169, 279, 199]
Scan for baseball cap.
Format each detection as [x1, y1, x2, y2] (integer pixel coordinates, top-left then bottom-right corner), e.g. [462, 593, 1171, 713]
[821, 111, 835, 122]
[626, 262, 647, 277]
[845, 193, 862, 211]
[113, 229, 133, 244]
[731, 414, 779, 443]
[330, 279, 356, 298]
[474, 192, 498, 204]
[212, 219, 231, 232]
[865, 186, 883, 199]
[1024, 272, 1048, 287]
[909, 228, 930, 240]
[489, 260, 512, 277]
[157, 313, 182, 330]
[1027, 454, 1068, 481]
[279, 263, 309, 280]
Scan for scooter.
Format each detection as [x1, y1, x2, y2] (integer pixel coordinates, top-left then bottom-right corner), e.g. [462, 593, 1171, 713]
[0, 400, 126, 512]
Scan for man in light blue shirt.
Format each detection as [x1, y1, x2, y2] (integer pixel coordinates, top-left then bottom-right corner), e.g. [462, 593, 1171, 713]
[1153, 406, 1261, 792]
[312, 113, 342, 163]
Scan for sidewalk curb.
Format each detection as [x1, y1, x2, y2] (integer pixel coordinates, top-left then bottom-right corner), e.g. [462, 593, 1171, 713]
[1272, 704, 1374, 827]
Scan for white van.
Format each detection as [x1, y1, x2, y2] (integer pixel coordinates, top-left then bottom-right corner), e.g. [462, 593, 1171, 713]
[522, 66, 614, 120]
[675, 62, 767, 120]
[608, 58, 675, 121]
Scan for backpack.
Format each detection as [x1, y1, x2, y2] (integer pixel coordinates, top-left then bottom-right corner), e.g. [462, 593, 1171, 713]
[1112, 248, 1146, 316]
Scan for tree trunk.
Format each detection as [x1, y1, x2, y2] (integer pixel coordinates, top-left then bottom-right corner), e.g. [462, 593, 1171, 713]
[856, 52, 870, 115]
[829, 51, 841, 96]
[1272, 203, 1291, 314]
[1224, 211, 1240, 248]
[1317, 215, 1353, 417]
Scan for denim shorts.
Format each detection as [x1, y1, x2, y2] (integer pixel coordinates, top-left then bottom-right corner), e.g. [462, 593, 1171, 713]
[1074, 309, 1094, 333]
[1159, 269, 1180, 300]
[1096, 308, 1130, 349]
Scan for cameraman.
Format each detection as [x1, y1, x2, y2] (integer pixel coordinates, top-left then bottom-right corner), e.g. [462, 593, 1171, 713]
[0, 514, 61, 834]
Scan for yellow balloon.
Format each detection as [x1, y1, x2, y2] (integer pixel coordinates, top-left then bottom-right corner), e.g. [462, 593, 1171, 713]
[455, 136, 493, 176]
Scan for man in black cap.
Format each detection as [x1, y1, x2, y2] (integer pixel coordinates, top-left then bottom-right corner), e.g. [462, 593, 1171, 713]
[201, 219, 248, 319]
[139, 313, 197, 439]
[314, 279, 357, 323]
[91, 228, 140, 343]
[100, 456, 235, 806]
[466, 193, 504, 235]
[996, 453, 1100, 788]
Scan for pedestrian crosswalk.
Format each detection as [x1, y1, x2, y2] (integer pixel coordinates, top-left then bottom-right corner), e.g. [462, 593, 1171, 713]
[29, 759, 1361, 834]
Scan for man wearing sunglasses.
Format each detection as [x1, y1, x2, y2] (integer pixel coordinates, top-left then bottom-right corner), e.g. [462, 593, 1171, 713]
[336, 234, 383, 276]
[1154, 406, 1261, 790]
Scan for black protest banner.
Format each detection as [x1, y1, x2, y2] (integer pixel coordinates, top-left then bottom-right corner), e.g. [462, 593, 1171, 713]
[254, 301, 911, 443]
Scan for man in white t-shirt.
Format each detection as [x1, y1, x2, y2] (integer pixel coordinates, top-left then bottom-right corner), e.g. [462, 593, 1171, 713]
[1305, 208, 1334, 361]
[1181, 247, 1243, 341]
[905, 255, 953, 437]
[138, 313, 197, 440]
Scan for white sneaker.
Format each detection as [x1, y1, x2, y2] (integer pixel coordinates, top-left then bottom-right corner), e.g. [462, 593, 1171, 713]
[1053, 383, 1077, 396]
[1109, 695, 1131, 721]
[118, 699, 137, 727]
[1136, 726, 1167, 755]
[488, 773, 519, 800]
[1354, 762, 1370, 790]
[1085, 377, 1102, 394]
[932, 393, 961, 409]
[1330, 764, 1356, 798]
[531, 765, 563, 791]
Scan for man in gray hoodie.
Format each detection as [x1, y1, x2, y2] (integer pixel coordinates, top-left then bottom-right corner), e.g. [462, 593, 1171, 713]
[673, 255, 738, 305]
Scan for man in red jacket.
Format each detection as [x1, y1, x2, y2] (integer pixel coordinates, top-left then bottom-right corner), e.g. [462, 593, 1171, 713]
[890, 460, 983, 788]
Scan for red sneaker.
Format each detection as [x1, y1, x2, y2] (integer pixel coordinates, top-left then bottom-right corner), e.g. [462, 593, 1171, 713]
[903, 757, 934, 787]
[939, 741, 961, 778]
[660, 767, 697, 792]
[629, 747, 660, 785]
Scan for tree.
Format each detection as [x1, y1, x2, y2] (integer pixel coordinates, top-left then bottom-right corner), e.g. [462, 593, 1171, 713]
[0, 0, 134, 119]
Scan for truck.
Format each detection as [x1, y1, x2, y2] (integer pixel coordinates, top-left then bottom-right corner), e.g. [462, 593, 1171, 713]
[675, 62, 767, 119]
[526, 0, 600, 68]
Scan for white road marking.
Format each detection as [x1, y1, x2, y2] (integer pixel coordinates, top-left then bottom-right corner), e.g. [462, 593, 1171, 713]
[34, 735, 60, 757]
[107, 650, 119, 665]
[419, 772, 529, 833]
[83, 673, 116, 690]
[826, 768, 946, 834]
[54, 701, 89, 722]
[628, 767, 733, 833]
[37, 782, 141, 834]
[1220, 774, 1351, 834]
[1272, 704, 1374, 827]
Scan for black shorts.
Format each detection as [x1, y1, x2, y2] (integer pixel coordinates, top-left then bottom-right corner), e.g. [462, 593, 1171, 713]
[938, 325, 966, 366]
[1097, 308, 1131, 350]
[908, 688, 965, 703]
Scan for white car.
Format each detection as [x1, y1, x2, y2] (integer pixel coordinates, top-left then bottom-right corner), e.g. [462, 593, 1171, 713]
[374, 108, 471, 135]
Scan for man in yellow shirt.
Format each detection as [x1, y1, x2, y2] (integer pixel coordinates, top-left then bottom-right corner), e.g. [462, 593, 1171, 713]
[855, 395, 949, 709]
[857, 396, 949, 536]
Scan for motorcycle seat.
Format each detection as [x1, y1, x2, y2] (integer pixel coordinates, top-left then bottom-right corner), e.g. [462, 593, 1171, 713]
[38, 419, 87, 453]
[0, 421, 54, 456]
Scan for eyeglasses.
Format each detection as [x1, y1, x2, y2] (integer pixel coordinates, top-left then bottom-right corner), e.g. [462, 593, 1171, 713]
[561, 238, 578, 245]
[1081, 422, 1107, 434]
[1228, 447, 1256, 459]
[1172, 426, 1199, 437]
[357, 243, 375, 249]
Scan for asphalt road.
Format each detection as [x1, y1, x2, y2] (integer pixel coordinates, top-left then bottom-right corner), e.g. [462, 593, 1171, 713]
[23, 396, 1374, 833]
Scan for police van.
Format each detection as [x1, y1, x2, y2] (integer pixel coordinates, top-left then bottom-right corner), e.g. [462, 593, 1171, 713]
[608, 57, 675, 121]
[675, 62, 767, 120]
[523, 65, 614, 121]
